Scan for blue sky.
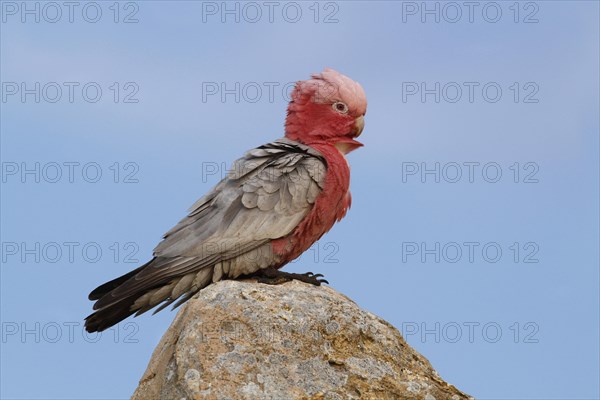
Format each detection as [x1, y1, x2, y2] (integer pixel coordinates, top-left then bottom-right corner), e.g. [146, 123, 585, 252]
[1, 1, 599, 399]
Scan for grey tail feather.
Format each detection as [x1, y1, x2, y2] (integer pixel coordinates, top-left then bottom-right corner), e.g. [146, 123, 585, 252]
[84, 296, 139, 333]
[86, 262, 214, 332]
[88, 261, 151, 300]
[86, 286, 204, 332]
[152, 298, 177, 315]
[171, 290, 198, 311]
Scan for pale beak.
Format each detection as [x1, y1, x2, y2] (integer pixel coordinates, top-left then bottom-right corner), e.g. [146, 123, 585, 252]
[336, 115, 365, 154]
[352, 115, 365, 137]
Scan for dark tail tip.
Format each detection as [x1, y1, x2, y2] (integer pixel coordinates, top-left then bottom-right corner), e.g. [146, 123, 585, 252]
[84, 301, 137, 333]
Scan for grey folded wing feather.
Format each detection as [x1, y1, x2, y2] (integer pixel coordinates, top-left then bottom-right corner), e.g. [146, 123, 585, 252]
[154, 138, 327, 257]
[93, 139, 327, 312]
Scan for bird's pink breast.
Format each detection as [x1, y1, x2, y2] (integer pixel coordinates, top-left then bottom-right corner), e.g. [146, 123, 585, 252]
[271, 143, 352, 265]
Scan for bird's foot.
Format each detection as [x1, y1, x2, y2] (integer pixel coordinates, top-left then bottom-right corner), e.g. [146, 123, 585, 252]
[256, 267, 328, 286]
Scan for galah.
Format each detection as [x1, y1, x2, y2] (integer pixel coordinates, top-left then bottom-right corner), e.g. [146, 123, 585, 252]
[85, 68, 367, 333]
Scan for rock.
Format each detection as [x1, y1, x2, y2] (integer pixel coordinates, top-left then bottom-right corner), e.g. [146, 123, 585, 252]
[131, 280, 472, 400]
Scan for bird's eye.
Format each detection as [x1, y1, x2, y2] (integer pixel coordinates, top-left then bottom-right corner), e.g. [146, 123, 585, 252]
[332, 102, 349, 114]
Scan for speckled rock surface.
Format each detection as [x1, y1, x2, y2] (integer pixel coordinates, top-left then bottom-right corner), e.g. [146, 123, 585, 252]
[131, 280, 472, 400]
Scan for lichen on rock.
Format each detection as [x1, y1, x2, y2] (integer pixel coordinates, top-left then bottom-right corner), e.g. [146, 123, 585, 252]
[131, 280, 472, 400]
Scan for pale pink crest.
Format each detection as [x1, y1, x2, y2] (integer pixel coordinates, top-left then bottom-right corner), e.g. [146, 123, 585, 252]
[291, 68, 367, 116]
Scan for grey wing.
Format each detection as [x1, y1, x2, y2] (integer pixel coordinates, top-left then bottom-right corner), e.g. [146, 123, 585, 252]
[154, 138, 326, 258]
[89, 139, 327, 320]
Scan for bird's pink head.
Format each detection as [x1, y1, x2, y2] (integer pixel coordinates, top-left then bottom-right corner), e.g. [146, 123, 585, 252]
[285, 68, 367, 153]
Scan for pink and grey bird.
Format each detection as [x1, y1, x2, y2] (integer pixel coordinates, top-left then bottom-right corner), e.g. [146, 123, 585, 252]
[85, 68, 367, 332]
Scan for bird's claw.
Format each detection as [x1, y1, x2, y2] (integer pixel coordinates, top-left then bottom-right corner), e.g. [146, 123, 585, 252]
[253, 268, 329, 286]
[302, 272, 324, 278]
[298, 272, 328, 286]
